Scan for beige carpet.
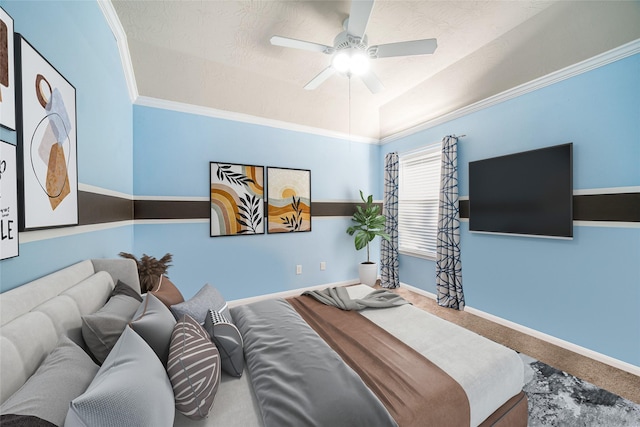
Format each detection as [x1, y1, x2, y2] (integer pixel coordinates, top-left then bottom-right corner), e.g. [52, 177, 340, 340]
[380, 285, 640, 404]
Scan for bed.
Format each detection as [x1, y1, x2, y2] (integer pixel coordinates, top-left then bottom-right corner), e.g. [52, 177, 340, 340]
[176, 285, 527, 427]
[0, 259, 527, 426]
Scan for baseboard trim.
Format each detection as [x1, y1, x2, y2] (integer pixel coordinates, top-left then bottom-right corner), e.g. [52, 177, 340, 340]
[400, 283, 640, 377]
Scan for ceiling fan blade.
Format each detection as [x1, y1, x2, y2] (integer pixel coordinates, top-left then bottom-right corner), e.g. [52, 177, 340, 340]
[347, 0, 375, 39]
[270, 36, 333, 54]
[304, 66, 336, 90]
[369, 38, 437, 58]
[360, 70, 384, 94]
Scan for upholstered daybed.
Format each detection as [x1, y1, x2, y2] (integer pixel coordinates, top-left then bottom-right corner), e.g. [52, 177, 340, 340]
[0, 259, 528, 426]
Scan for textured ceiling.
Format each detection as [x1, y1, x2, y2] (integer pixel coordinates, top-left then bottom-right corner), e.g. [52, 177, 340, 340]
[110, 0, 640, 140]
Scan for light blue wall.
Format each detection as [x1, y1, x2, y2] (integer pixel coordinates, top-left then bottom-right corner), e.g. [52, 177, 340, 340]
[382, 53, 640, 366]
[133, 105, 381, 300]
[0, 0, 134, 291]
[1, 0, 637, 369]
[133, 107, 380, 199]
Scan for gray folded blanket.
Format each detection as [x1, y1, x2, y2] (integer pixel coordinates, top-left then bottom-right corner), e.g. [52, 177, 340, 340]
[302, 286, 410, 311]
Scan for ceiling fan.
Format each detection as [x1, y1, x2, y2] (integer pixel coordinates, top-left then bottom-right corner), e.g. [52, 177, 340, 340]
[270, 0, 437, 94]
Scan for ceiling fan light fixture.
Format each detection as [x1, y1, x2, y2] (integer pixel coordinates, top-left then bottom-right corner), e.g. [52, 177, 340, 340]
[350, 50, 369, 76]
[332, 48, 370, 76]
[332, 50, 351, 74]
[271, 0, 436, 94]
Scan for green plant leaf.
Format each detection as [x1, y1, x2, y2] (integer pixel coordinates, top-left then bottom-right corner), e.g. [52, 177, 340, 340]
[347, 190, 388, 253]
[354, 232, 368, 250]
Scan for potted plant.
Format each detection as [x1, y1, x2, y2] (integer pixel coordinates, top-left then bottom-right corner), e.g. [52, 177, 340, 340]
[346, 190, 390, 286]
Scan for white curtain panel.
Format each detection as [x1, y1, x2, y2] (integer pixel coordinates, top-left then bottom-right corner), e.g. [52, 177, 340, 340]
[436, 136, 465, 309]
[380, 152, 399, 289]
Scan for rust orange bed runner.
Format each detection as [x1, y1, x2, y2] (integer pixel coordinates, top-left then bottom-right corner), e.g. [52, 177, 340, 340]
[288, 295, 471, 427]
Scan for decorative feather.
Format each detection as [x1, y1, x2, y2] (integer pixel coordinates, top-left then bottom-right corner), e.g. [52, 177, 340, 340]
[118, 252, 173, 293]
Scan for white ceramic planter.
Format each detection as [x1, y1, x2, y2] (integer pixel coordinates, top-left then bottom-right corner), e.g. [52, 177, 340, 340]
[358, 262, 378, 287]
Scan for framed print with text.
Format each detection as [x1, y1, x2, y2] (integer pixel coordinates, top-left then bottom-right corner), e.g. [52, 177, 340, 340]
[1, 140, 18, 259]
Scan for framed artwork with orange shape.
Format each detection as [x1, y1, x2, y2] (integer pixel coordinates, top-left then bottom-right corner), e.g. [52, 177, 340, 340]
[15, 35, 78, 231]
[210, 162, 264, 237]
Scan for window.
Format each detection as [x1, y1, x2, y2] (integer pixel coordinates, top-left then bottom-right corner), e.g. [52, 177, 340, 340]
[398, 144, 441, 260]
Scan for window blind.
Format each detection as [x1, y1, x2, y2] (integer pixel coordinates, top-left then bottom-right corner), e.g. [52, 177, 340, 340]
[398, 145, 441, 259]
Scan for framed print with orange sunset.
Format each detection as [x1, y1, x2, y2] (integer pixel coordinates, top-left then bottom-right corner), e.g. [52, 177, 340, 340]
[267, 167, 311, 234]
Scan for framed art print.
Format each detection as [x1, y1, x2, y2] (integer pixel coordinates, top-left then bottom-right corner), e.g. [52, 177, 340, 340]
[1, 140, 19, 259]
[210, 162, 264, 237]
[267, 167, 311, 233]
[0, 7, 15, 130]
[16, 35, 78, 230]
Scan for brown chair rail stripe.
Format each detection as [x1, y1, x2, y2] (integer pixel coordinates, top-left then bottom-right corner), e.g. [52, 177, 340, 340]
[131, 200, 378, 220]
[77, 191, 638, 224]
[78, 191, 132, 225]
[133, 200, 210, 220]
[460, 193, 639, 223]
[572, 193, 639, 222]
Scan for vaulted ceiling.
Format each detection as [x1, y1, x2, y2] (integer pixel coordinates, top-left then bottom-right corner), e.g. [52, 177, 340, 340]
[110, 1, 640, 141]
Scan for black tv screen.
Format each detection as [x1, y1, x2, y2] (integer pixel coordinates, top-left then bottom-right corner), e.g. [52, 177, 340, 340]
[469, 143, 573, 238]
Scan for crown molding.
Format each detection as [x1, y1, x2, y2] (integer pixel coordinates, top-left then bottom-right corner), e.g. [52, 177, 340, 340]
[97, 0, 138, 102]
[134, 96, 379, 144]
[380, 38, 640, 144]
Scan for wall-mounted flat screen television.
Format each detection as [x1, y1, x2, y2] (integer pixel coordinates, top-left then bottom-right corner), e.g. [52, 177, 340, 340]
[469, 143, 573, 239]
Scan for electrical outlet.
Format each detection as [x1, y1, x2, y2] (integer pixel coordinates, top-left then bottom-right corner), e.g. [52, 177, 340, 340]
[296, 265, 302, 275]
[320, 261, 326, 271]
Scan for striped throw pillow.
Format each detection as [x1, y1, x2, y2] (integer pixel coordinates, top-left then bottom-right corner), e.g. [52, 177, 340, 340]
[167, 315, 221, 420]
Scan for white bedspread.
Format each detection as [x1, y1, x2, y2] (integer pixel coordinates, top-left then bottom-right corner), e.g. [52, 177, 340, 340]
[346, 285, 524, 427]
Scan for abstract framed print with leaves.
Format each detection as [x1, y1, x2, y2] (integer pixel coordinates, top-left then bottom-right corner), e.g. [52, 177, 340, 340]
[267, 167, 311, 233]
[210, 162, 264, 237]
[16, 35, 78, 231]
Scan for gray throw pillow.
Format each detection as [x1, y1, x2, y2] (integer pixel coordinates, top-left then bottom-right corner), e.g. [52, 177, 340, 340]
[170, 284, 231, 324]
[81, 285, 142, 364]
[168, 315, 221, 420]
[204, 309, 244, 377]
[129, 292, 176, 365]
[0, 336, 99, 427]
[111, 279, 143, 302]
[65, 326, 175, 427]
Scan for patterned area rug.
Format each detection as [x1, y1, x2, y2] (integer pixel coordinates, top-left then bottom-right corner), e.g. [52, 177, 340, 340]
[521, 354, 640, 426]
